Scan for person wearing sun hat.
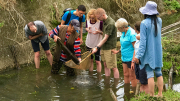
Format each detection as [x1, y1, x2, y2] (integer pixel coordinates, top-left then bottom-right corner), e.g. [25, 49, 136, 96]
[133, 1, 163, 97]
[49, 19, 81, 76]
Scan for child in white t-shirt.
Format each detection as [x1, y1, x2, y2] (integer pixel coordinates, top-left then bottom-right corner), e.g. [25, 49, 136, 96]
[131, 21, 149, 94]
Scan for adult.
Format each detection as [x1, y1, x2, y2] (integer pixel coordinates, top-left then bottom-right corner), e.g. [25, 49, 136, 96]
[112, 18, 137, 87]
[92, 8, 119, 78]
[86, 9, 103, 73]
[49, 19, 81, 76]
[24, 21, 53, 69]
[133, 1, 163, 97]
[61, 5, 86, 45]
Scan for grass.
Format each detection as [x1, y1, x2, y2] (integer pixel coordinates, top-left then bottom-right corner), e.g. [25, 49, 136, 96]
[130, 89, 180, 101]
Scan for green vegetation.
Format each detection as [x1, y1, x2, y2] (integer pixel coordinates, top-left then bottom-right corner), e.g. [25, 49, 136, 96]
[49, 5, 60, 29]
[0, 21, 4, 28]
[162, 38, 180, 75]
[130, 89, 180, 101]
[163, 0, 180, 11]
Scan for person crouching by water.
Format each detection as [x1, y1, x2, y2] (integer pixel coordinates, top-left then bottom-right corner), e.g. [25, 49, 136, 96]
[24, 21, 53, 69]
[49, 19, 81, 76]
[131, 21, 149, 94]
[133, 1, 163, 97]
[92, 8, 119, 79]
[112, 18, 137, 87]
[85, 9, 103, 73]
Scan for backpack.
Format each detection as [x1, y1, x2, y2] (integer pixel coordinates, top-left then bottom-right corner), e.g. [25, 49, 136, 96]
[62, 8, 83, 25]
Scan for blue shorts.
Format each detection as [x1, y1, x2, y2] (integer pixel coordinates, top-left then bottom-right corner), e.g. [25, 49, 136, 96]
[144, 64, 162, 79]
[135, 64, 148, 85]
[86, 46, 101, 61]
[31, 38, 50, 52]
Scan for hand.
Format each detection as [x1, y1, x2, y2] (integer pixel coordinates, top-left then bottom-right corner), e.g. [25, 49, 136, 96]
[80, 38, 83, 45]
[111, 49, 119, 54]
[53, 35, 61, 42]
[78, 58, 82, 62]
[28, 35, 33, 39]
[131, 61, 135, 70]
[134, 58, 139, 64]
[86, 27, 92, 33]
[92, 47, 98, 54]
[93, 27, 102, 35]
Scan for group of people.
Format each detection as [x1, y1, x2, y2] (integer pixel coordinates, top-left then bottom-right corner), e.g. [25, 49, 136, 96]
[24, 1, 163, 97]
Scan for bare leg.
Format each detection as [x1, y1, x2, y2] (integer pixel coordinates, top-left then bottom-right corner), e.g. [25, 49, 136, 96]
[45, 50, 53, 66]
[148, 77, 154, 96]
[34, 51, 40, 69]
[157, 76, 163, 97]
[143, 84, 149, 94]
[112, 67, 119, 78]
[96, 61, 102, 73]
[89, 59, 94, 72]
[129, 68, 137, 87]
[104, 62, 111, 76]
[123, 63, 130, 83]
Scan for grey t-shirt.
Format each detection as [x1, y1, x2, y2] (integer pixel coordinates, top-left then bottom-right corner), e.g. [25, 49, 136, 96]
[24, 20, 48, 43]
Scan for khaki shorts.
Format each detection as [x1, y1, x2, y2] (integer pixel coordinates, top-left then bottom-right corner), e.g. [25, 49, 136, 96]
[101, 49, 117, 69]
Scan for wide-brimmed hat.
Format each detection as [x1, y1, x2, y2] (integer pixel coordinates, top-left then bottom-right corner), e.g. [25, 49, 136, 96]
[71, 19, 80, 30]
[139, 1, 159, 15]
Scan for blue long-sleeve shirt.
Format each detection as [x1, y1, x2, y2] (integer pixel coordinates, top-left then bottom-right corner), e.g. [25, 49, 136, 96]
[135, 17, 163, 69]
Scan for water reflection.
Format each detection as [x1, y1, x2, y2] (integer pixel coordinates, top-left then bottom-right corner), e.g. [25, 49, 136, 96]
[0, 66, 137, 101]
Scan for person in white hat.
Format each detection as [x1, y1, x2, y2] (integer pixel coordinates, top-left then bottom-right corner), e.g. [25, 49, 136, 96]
[133, 1, 163, 97]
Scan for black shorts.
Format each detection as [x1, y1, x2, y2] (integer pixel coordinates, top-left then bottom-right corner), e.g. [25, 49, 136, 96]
[135, 64, 148, 85]
[31, 38, 50, 52]
[122, 61, 131, 68]
[86, 46, 101, 61]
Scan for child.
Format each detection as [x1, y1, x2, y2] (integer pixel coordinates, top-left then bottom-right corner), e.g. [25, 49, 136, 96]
[131, 21, 148, 94]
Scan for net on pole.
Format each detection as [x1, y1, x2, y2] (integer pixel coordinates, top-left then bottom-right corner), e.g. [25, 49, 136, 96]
[65, 51, 92, 70]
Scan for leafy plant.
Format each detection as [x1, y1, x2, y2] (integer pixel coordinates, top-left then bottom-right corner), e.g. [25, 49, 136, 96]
[163, 61, 172, 72]
[163, 0, 180, 11]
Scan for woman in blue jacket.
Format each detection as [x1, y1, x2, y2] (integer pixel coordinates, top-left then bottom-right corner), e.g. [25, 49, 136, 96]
[134, 1, 163, 97]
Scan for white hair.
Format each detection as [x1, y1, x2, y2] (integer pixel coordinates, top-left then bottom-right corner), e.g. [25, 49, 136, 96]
[115, 18, 128, 28]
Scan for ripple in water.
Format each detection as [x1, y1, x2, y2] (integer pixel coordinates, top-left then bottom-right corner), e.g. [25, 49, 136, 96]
[71, 70, 96, 87]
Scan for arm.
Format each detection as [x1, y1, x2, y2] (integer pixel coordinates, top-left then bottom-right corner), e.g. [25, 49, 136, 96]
[92, 34, 109, 54]
[49, 25, 61, 42]
[28, 33, 43, 40]
[131, 41, 136, 70]
[74, 37, 81, 62]
[97, 34, 109, 47]
[80, 22, 83, 45]
[93, 21, 103, 35]
[93, 27, 103, 35]
[85, 20, 92, 33]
